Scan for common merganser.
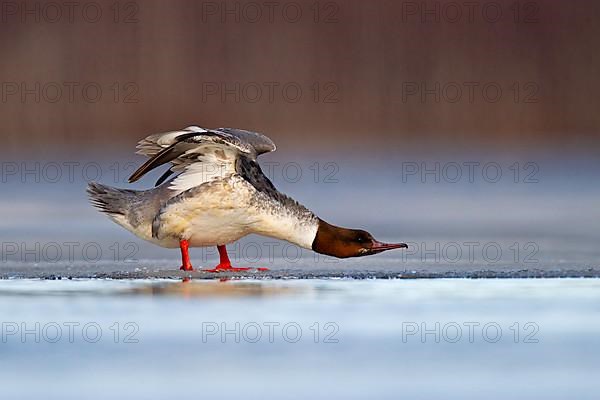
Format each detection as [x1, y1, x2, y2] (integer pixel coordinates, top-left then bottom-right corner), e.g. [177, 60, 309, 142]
[88, 126, 407, 272]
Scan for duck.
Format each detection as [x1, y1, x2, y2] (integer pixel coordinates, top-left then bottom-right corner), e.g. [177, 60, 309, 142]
[87, 125, 407, 272]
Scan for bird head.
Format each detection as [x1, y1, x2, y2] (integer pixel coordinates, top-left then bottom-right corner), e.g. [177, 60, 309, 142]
[312, 219, 408, 258]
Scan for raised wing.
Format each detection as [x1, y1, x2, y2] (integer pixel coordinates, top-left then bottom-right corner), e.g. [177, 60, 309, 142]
[135, 126, 275, 159]
[128, 126, 276, 191]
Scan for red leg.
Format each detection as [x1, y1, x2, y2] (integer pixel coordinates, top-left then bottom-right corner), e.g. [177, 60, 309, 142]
[217, 245, 234, 268]
[179, 239, 194, 271]
[203, 245, 269, 272]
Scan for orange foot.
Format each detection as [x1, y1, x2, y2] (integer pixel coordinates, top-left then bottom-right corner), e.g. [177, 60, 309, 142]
[203, 262, 250, 273]
[202, 245, 271, 272]
[202, 263, 270, 273]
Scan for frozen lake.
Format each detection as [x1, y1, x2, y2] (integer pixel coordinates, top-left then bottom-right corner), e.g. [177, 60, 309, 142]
[0, 278, 599, 399]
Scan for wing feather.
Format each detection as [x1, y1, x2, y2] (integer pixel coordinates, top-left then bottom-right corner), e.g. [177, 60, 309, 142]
[128, 126, 276, 191]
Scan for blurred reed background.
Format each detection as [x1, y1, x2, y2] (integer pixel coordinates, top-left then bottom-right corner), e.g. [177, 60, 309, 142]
[0, 0, 598, 159]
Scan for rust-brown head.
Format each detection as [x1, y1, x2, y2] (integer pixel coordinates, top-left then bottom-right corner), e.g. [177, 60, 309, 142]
[311, 219, 408, 258]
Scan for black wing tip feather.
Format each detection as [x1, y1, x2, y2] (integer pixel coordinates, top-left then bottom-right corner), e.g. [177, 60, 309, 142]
[128, 145, 179, 183]
[155, 169, 175, 187]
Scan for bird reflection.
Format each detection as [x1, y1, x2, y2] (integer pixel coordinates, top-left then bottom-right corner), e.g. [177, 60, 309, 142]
[127, 279, 301, 299]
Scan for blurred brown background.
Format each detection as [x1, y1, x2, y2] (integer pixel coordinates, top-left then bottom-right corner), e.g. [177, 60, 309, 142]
[1, 0, 599, 157]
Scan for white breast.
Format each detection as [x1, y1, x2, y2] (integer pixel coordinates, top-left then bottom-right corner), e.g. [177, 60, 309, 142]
[154, 175, 319, 249]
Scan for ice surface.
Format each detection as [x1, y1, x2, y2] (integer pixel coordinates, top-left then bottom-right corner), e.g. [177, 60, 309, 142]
[0, 278, 599, 399]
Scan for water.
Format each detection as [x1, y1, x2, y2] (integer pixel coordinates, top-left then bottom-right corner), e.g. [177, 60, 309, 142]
[0, 278, 599, 399]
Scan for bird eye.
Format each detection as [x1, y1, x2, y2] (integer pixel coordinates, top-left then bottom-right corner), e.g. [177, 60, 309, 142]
[357, 237, 364, 243]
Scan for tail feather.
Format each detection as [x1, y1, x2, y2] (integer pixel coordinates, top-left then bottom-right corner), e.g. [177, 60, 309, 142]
[88, 181, 161, 244]
[87, 182, 137, 218]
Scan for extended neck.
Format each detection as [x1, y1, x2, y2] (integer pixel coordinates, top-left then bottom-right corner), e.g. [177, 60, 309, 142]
[254, 208, 319, 249]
